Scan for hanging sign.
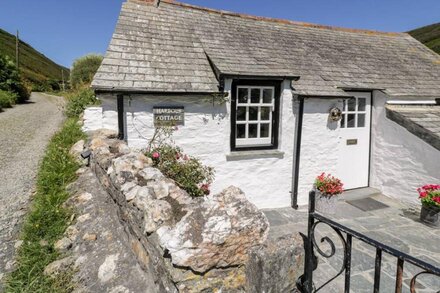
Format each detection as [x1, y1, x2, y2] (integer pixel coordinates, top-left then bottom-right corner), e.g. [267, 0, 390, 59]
[153, 106, 185, 126]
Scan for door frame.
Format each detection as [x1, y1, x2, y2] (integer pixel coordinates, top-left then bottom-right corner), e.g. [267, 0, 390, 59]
[343, 90, 374, 190]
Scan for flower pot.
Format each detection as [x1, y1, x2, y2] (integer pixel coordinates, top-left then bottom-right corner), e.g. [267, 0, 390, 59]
[420, 205, 440, 227]
[315, 190, 338, 215]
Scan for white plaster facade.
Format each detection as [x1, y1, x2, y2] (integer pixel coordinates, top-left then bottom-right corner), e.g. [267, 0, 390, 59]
[370, 91, 440, 205]
[85, 85, 440, 208]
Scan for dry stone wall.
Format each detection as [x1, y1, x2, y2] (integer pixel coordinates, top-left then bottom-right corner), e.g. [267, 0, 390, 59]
[67, 130, 304, 292]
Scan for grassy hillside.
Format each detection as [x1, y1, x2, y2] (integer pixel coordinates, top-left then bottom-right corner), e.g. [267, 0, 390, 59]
[0, 28, 69, 90]
[408, 22, 440, 54]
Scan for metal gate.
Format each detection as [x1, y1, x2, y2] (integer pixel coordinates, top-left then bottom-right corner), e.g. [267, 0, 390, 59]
[296, 191, 440, 293]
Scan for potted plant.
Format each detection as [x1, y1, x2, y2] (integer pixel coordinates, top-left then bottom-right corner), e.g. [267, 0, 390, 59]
[314, 173, 344, 215]
[417, 184, 440, 227]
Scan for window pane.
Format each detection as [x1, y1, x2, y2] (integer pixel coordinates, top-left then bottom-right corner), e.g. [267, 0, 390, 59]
[238, 88, 248, 104]
[263, 89, 273, 103]
[341, 114, 345, 128]
[347, 114, 355, 128]
[236, 124, 246, 138]
[249, 107, 258, 120]
[358, 98, 366, 111]
[261, 107, 271, 121]
[260, 123, 270, 138]
[358, 114, 366, 127]
[251, 89, 260, 103]
[248, 124, 258, 138]
[237, 107, 246, 121]
[347, 98, 356, 112]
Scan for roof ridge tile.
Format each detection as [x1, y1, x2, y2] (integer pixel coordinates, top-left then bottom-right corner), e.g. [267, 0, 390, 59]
[129, 0, 404, 36]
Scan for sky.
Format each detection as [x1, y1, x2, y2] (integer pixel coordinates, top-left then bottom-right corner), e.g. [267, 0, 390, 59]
[0, 0, 439, 68]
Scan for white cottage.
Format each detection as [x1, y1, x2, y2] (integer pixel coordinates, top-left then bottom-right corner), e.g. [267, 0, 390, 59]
[89, 0, 440, 209]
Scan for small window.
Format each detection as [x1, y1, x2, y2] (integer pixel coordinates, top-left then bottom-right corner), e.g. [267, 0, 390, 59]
[231, 82, 280, 150]
[341, 97, 368, 128]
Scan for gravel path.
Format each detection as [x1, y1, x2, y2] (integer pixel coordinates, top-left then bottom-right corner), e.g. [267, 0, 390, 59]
[0, 93, 64, 289]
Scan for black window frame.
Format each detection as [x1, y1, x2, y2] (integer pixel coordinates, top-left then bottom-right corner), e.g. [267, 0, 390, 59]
[230, 80, 281, 151]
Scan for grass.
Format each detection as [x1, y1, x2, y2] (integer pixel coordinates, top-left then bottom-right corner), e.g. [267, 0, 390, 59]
[5, 118, 85, 293]
[408, 22, 440, 54]
[0, 28, 69, 90]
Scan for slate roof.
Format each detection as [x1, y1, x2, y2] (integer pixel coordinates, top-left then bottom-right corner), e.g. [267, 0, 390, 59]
[92, 0, 440, 97]
[386, 103, 440, 151]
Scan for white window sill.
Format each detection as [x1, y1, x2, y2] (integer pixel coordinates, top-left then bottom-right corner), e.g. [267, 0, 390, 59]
[226, 149, 285, 161]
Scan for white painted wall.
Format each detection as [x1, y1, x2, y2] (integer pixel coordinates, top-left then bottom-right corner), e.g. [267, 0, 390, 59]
[297, 98, 344, 205]
[370, 91, 440, 205]
[92, 80, 298, 209]
[82, 107, 103, 132]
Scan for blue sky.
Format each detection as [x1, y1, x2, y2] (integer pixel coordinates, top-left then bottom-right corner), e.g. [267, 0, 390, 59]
[0, 0, 439, 68]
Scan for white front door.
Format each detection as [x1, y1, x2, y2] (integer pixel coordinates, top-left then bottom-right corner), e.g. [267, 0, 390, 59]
[337, 92, 372, 190]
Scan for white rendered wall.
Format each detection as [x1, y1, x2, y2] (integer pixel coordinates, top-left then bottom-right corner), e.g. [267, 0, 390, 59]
[95, 80, 297, 209]
[297, 98, 344, 205]
[370, 91, 440, 205]
[82, 107, 103, 132]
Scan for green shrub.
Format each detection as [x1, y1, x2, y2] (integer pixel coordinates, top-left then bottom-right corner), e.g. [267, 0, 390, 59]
[65, 87, 99, 118]
[70, 54, 103, 89]
[0, 90, 18, 108]
[0, 54, 30, 103]
[146, 145, 215, 197]
[5, 118, 84, 292]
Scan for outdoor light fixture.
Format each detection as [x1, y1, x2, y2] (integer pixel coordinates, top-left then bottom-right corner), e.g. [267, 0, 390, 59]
[329, 107, 342, 122]
[81, 150, 92, 167]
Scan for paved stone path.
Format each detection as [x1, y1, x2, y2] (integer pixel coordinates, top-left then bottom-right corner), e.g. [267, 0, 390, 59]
[0, 93, 64, 290]
[264, 194, 440, 293]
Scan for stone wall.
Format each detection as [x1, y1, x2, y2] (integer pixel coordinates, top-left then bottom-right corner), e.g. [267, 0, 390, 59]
[84, 130, 304, 292]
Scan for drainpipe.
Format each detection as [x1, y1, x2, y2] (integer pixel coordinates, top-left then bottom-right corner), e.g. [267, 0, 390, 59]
[291, 96, 305, 209]
[117, 95, 125, 140]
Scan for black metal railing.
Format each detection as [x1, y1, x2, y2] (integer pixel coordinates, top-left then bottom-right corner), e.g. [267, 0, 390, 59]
[296, 191, 440, 293]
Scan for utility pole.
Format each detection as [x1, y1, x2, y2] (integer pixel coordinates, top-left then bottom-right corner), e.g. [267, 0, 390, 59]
[61, 69, 65, 91]
[15, 30, 19, 70]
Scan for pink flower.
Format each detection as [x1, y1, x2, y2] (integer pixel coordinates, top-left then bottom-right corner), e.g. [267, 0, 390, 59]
[152, 152, 160, 159]
[200, 184, 210, 195]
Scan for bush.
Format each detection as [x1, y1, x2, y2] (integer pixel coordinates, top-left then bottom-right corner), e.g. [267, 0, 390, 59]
[70, 54, 103, 89]
[146, 145, 215, 197]
[0, 90, 17, 108]
[65, 87, 99, 118]
[0, 54, 30, 103]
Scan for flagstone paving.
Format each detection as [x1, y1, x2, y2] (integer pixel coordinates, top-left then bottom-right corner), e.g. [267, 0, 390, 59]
[263, 194, 440, 293]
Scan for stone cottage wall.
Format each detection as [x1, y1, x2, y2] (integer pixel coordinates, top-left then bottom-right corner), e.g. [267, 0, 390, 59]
[370, 91, 440, 204]
[297, 98, 344, 205]
[91, 79, 298, 209]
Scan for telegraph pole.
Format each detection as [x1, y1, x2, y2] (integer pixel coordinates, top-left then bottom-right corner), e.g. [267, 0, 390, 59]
[61, 69, 65, 91]
[15, 30, 19, 70]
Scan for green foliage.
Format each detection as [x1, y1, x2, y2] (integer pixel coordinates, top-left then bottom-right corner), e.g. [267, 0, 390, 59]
[70, 54, 103, 89]
[0, 28, 69, 91]
[0, 54, 30, 103]
[0, 90, 17, 109]
[65, 87, 100, 118]
[5, 118, 84, 293]
[408, 22, 440, 54]
[147, 144, 215, 197]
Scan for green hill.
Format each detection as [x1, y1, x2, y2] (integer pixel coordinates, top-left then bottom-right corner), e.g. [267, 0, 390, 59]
[0, 28, 69, 90]
[408, 22, 440, 54]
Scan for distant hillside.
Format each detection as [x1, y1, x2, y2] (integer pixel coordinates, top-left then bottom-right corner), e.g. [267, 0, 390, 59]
[408, 22, 440, 54]
[0, 28, 69, 90]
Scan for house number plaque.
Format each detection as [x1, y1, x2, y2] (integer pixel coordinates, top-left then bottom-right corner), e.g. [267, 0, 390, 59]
[346, 139, 358, 145]
[153, 106, 185, 127]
